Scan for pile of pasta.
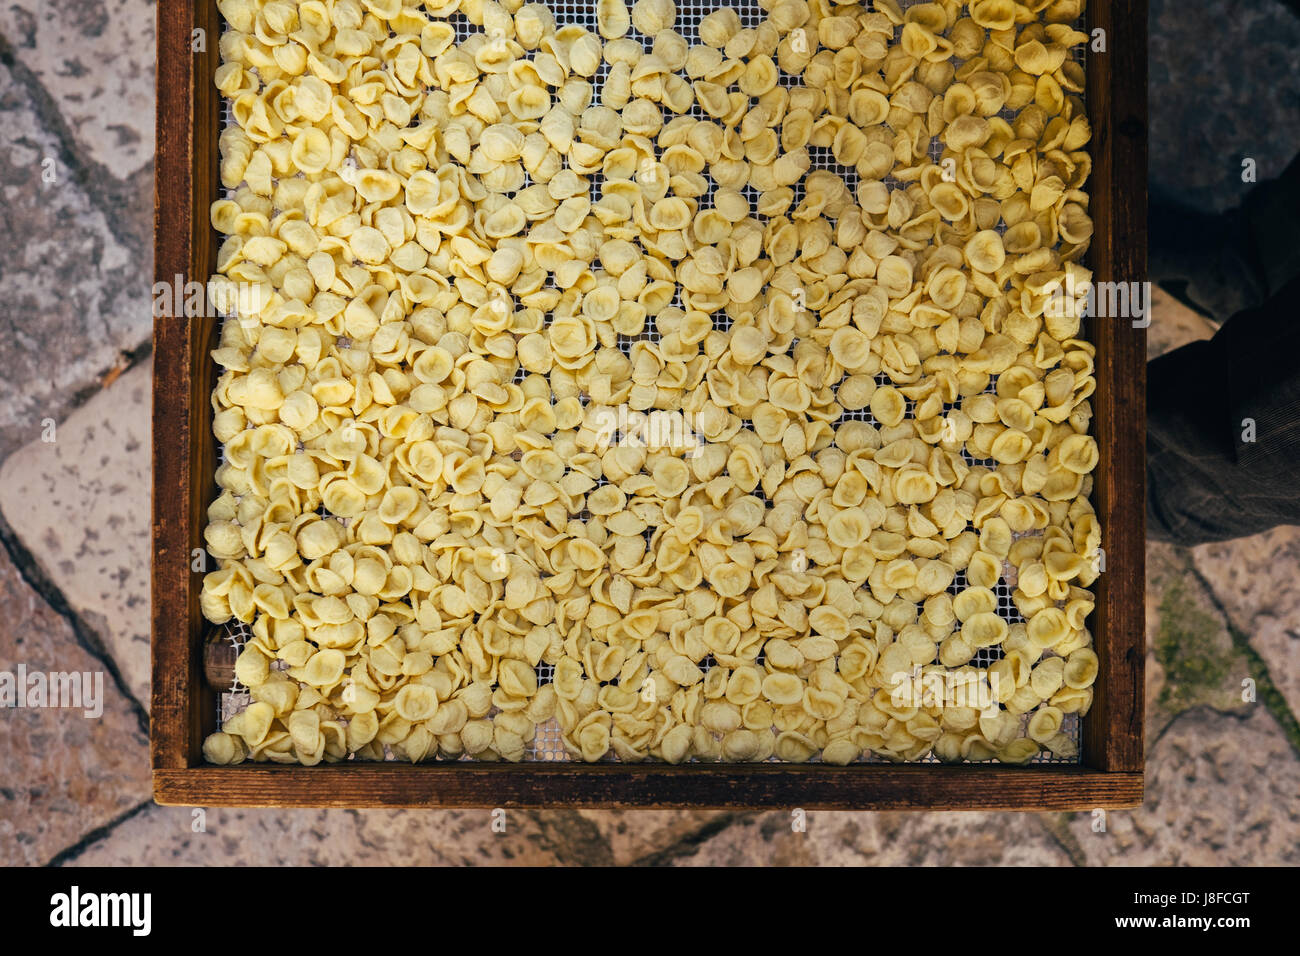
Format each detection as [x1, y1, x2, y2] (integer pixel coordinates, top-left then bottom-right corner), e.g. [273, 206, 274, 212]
[200, 0, 1102, 767]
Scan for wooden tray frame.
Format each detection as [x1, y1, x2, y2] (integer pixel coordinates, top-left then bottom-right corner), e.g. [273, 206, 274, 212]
[153, 0, 1146, 809]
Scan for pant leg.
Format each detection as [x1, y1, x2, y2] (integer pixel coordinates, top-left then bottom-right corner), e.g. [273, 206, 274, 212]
[1148, 184, 1267, 324]
[1240, 150, 1300, 305]
[1150, 151, 1300, 325]
[1148, 271, 1300, 545]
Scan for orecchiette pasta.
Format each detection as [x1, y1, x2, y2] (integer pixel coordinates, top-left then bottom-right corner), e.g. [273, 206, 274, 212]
[202, 0, 1100, 768]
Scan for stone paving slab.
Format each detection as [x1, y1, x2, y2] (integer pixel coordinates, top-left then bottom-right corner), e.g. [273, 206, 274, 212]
[0, 544, 150, 866]
[1148, 286, 1215, 361]
[65, 806, 580, 866]
[65, 804, 1072, 867]
[653, 809, 1073, 866]
[0, 56, 151, 465]
[1146, 541, 1254, 734]
[65, 806, 731, 867]
[1192, 527, 1300, 722]
[0, 0, 156, 179]
[1063, 707, 1300, 866]
[0, 360, 152, 708]
[60, 802, 731, 867]
[576, 810, 731, 865]
[1151, 0, 1300, 213]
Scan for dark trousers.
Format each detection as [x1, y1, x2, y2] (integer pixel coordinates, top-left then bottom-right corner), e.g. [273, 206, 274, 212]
[1148, 144, 1300, 545]
[1148, 270, 1300, 544]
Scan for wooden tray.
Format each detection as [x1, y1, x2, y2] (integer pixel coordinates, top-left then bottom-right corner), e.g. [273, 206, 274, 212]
[152, 0, 1147, 809]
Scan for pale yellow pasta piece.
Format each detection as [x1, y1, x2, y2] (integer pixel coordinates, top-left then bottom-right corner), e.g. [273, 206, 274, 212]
[870, 386, 907, 428]
[699, 8, 740, 48]
[631, 0, 676, 35]
[1064, 648, 1100, 688]
[1027, 607, 1071, 649]
[597, 0, 631, 39]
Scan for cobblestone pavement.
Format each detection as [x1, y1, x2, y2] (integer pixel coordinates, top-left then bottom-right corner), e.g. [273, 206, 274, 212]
[2, 1, 1298, 866]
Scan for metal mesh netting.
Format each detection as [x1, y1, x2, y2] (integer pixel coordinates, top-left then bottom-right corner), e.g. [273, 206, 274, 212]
[212, 0, 1089, 764]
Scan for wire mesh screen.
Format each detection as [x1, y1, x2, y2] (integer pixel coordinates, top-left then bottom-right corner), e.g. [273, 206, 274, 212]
[212, 0, 1088, 764]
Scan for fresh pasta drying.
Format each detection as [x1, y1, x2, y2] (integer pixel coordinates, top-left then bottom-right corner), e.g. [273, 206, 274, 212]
[200, 0, 1100, 767]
